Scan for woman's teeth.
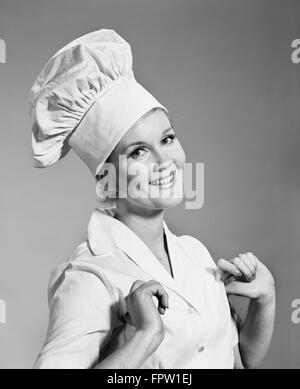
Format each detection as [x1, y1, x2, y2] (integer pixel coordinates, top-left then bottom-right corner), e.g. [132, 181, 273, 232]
[150, 171, 176, 186]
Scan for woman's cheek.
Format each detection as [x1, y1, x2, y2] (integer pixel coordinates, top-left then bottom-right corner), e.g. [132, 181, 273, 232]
[176, 143, 186, 167]
[167, 141, 186, 169]
[125, 161, 151, 197]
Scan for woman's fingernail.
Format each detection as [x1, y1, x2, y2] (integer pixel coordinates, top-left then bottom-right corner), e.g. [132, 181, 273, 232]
[235, 270, 242, 276]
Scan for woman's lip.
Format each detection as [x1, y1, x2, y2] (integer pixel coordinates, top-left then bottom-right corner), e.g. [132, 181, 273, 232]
[149, 171, 176, 185]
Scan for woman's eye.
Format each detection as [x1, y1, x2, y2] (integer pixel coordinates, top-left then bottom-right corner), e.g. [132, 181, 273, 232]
[162, 134, 176, 145]
[129, 147, 147, 160]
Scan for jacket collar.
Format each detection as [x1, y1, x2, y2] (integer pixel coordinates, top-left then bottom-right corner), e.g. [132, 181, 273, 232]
[88, 208, 172, 255]
[87, 208, 203, 314]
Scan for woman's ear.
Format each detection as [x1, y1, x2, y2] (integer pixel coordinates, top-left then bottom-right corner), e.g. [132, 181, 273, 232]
[96, 178, 108, 200]
[95, 177, 118, 212]
[95, 166, 118, 200]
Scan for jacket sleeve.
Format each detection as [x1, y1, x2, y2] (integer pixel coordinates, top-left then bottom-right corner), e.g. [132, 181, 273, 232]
[33, 265, 117, 369]
[228, 299, 241, 347]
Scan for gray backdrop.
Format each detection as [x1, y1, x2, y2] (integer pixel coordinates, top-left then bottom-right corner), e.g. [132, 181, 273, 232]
[0, 0, 299, 368]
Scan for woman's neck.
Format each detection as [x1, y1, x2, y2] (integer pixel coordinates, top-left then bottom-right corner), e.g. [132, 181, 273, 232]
[114, 206, 166, 256]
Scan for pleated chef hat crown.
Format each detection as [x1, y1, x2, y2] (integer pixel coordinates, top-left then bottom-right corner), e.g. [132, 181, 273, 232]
[29, 29, 168, 177]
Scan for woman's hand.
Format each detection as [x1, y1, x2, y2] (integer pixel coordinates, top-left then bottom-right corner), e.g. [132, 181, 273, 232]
[96, 280, 169, 369]
[217, 253, 276, 369]
[123, 280, 169, 348]
[217, 252, 275, 303]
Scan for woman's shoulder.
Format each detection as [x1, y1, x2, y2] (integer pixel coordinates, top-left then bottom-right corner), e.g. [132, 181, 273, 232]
[47, 240, 116, 298]
[49, 240, 90, 277]
[175, 233, 217, 269]
[175, 232, 211, 254]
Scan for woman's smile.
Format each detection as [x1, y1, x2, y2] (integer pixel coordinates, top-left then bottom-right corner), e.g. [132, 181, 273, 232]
[149, 170, 176, 189]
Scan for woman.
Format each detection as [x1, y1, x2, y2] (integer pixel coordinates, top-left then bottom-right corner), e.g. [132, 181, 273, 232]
[30, 29, 275, 369]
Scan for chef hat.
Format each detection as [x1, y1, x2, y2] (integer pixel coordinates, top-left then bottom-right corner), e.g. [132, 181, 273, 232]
[29, 29, 168, 178]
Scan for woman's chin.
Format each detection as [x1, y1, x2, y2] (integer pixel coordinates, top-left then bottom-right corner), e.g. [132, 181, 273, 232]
[147, 182, 184, 209]
[151, 193, 184, 209]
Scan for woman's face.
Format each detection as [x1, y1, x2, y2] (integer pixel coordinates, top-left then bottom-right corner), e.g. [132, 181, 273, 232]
[107, 108, 186, 213]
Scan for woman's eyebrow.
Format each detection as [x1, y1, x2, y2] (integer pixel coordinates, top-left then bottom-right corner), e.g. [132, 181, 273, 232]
[122, 126, 174, 152]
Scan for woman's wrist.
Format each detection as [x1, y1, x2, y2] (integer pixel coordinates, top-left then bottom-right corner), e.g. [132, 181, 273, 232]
[95, 326, 164, 369]
[255, 282, 275, 305]
[133, 327, 165, 356]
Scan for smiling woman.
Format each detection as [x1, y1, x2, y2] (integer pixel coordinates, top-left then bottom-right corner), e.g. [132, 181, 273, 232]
[98, 107, 186, 215]
[30, 28, 275, 369]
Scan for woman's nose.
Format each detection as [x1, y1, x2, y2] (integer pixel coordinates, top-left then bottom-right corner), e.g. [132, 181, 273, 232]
[153, 158, 173, 173]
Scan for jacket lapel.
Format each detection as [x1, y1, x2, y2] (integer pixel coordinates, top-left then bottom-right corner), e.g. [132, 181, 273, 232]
[88, 208, 203, 314]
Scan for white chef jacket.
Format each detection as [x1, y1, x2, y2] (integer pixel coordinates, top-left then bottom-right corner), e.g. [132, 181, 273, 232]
[33, 208, 239, 369]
